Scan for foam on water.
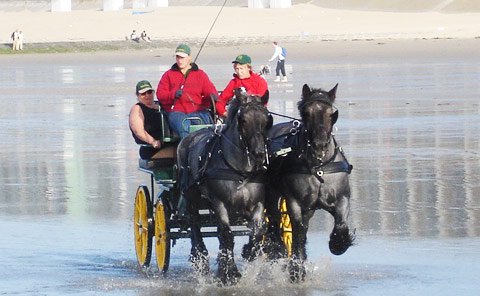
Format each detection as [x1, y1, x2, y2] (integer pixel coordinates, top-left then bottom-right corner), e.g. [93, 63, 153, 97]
[90, 254, 338, 296]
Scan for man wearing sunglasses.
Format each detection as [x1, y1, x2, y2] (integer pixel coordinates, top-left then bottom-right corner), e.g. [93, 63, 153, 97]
[129, 80, 175, 159]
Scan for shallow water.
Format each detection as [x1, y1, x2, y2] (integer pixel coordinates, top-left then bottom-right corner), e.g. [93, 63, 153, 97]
[1, 44, 480, 295]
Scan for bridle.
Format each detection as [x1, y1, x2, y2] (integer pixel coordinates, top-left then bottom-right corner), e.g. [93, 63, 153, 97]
[195, 99, 271, 189]
[222, 100, 271, 170]
[269, 95, 351, 182]
[304, 97, 335, 144]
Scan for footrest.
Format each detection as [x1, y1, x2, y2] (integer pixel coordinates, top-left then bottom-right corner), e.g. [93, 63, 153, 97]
[139, 158, 175, 170]
[189, 124, 214, 134]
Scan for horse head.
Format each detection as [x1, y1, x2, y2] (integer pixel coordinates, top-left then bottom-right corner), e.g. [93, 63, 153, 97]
[298, 83, 338, 161]
[226, 88, 273, 171]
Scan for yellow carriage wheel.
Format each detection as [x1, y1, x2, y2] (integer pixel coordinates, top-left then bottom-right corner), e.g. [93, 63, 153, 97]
[134, 185, 153, 267]
[155, 197, 170, 273]
[279, 198, 293, 257]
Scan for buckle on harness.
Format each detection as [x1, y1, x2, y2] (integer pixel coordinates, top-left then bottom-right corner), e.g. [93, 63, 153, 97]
[274, 147, 292, 157]
[214, 122, 223, 135]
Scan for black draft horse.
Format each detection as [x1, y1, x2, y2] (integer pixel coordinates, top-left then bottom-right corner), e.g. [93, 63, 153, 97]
[177, 89, 272, 285]
[265, 84, 355, 282]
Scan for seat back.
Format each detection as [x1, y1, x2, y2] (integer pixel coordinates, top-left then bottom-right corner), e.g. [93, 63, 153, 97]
[159, 110, 180, 143]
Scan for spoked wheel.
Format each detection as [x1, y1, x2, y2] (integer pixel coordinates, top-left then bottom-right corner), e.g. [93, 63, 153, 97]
[154, 196, 171, 273]
[134, 185, 153, 267]
[279, 198, 292, 257]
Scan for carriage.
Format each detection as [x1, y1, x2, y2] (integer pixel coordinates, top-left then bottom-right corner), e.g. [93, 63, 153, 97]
[132, 108, 293, 274]
[132, 84, 354, 283]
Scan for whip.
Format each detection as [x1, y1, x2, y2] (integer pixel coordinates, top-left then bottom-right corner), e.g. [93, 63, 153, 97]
[194, 0, 228, 63]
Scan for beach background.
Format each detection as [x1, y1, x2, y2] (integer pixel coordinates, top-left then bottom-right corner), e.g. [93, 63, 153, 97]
[1, 1, 480, 295]
[1, 0, 480, 47]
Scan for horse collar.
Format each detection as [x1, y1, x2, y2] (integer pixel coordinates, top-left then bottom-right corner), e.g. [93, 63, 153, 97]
[297, 126, 332, 165]
[296, 129, 340, 181]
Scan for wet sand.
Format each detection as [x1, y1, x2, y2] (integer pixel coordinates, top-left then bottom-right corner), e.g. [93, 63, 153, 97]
[3, 38, 480, 65]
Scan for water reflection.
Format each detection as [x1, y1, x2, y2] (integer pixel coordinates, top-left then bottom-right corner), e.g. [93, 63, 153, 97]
[338, 95, 480, 238]
[112, 66, 126, 83]
[0, 54, 479, 240]
[61, 68, 74, 84]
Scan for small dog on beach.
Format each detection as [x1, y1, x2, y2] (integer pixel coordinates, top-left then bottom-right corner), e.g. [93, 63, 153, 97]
[258, 64, 271, 78]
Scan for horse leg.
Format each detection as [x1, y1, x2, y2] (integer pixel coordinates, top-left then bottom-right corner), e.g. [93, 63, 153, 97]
[329, 195, 355, 255]
[188, 199, 209, 275]
[242, 202, 266, 261]
[288, 202, 313, 282]
[215, 205, 241, 286]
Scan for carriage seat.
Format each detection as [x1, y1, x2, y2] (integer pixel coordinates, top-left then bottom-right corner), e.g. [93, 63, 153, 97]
[138, 144, 177, 183]
[138, 145, 176, 170]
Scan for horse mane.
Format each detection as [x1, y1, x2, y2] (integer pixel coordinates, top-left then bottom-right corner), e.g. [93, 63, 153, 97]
[297, 87, 330, 111]
[226, 90, 265, 126]
[226, 97, 242, 125]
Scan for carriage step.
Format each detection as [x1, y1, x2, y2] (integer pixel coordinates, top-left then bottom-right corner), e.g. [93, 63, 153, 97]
[168, 229, 251, 239]
[168, 217, 248, 229]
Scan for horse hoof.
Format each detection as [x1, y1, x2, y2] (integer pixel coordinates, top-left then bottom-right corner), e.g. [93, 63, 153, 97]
[263, 241, 288, 260]
[288, 260, 306, 283]
[329, 228, 355, 255]
[190, 257, 210, 275]
[241, 242, 261, 261]
[241, 243, 252, 261]
[190, 247, 210, 275]
[218, 270, 242, 286]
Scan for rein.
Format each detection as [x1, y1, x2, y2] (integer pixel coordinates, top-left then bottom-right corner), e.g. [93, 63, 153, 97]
[301, 134, 352, 182]
[282, 124, 352, 183]
[269, 111, 300, 121]
[195, 101, 270, 188]
[271, 95, 352, 182]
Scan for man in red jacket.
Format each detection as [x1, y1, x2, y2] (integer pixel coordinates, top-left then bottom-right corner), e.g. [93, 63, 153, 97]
[216, 54, 269, 117]
[157, 44, 218, 138]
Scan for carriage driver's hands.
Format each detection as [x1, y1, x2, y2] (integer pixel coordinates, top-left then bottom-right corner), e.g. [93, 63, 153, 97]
[175, 89, 183, 98]
[152, 139, 161, 149]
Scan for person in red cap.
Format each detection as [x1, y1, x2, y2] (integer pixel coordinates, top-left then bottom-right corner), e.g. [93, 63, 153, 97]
[216, 54, 269, 117]
[156, 44, 218, 138]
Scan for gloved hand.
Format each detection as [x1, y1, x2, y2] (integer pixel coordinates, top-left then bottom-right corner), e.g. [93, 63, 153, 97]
[210, 93, 219, 101]
[175, 89, 183, 99]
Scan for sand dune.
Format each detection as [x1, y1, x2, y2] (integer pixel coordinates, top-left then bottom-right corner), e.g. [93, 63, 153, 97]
[1, 1, 479, 44]
[1, 0, 479, 12]
[303, 0, 480, 13]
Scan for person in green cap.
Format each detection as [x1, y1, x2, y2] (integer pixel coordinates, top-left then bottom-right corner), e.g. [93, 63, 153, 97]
[156, 44, 218, 138]
[129, 80, 175, 159]
[215, 54, 269, 117]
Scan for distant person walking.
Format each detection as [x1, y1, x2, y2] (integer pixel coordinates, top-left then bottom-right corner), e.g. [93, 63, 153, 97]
[11, 30, 19, 51]
[18, 30, 24, 50]
[268, 41, 287, 82]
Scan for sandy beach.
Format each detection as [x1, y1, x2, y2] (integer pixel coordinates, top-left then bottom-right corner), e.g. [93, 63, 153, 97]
[1, 1, 480, 46]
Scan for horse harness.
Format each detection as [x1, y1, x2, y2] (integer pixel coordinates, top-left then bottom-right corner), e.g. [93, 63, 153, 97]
[270, 120, 353, 183]
[193, 123, 269, 190]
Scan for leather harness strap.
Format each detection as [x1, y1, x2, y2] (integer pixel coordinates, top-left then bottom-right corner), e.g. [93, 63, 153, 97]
[270, 121, 353, 183]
